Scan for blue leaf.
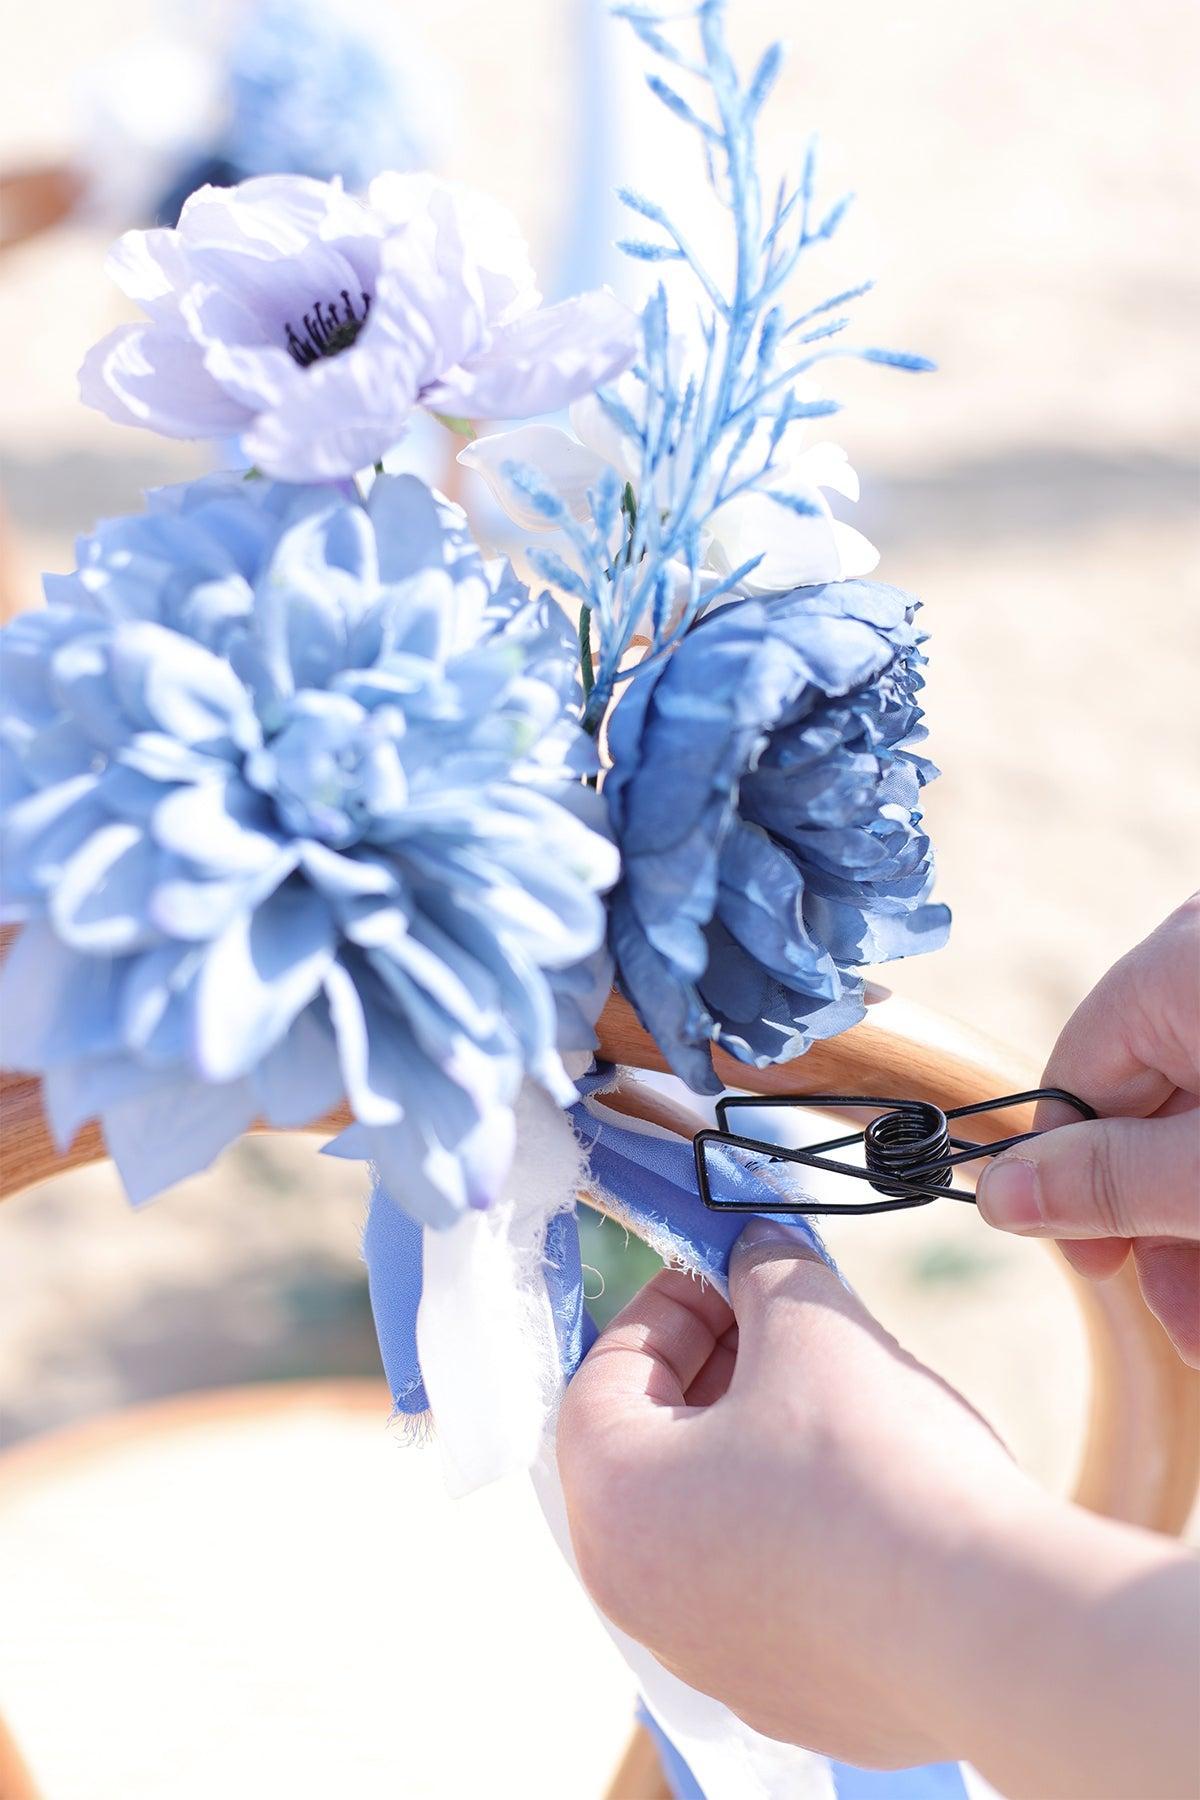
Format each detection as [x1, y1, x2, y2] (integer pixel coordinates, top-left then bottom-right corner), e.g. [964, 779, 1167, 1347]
[814, 192, 855, 240]
[588, 468, 622, 543]
[792, 280, 876, 325]
[617, 239, 685, 263]
[594, 387, 643, 445]
[499, 459, 570, 522]
[645, 73, 718, 140]
[860, 348, 937, 372]
[766, 491, 823, 517]
[745, 42, 783, 116]
[526, 549, 590, 600]
[794, 316, 850, 345]
[616, 186, 670, 226]
[611, 7, 685, 65]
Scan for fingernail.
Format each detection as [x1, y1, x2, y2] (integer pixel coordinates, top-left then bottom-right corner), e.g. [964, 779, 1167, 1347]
[977, 1157, 1043, 1230]
[733, 1217, 825, 1261]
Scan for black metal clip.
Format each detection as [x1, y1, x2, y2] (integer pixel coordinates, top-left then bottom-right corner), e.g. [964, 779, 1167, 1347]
[694, 1089, 1095, 1216]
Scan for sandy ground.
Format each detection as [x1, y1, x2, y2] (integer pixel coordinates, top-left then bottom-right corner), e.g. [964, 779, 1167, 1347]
[0, 2, 1196, 1792]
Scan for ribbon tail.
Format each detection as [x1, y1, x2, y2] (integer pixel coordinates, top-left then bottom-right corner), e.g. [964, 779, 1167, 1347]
[415, 1080, 586, 1495]
[529, 1430, 837, 1800]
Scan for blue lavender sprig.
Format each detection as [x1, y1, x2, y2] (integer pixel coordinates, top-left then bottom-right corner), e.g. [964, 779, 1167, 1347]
[523, 1, 932, 731]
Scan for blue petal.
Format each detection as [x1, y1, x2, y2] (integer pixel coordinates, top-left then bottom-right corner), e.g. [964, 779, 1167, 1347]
[153, 775, 285, 875]
[192, 881, 337, 1080]
[1, 774, 107, 907]
[253, 1002, 344, 1126]
[50, 821, 165, 954]
[101, 1073, 258, 1206]
[0, 922, 124, 1075]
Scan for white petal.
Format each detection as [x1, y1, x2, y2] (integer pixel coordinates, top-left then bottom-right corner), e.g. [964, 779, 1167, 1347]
[79, 324, 252, 439]
[705, 441, 878, 592]
[459, 426, 609, 531]
[104, 228, 188, 321]
[789, 439, 861, 502]
[707, 487, 844, 597]
[829, 518, 881, 578]
[178, 176, 378, 257]
[569, 383, 642, 485]
[201, 339, 297, 411]
[434, 290, 638, 420]
[370, 173, 538, 325]
[242, 345, 419, 481]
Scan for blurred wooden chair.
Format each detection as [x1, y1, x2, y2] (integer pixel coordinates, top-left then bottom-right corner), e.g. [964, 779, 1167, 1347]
[1, 987, 1197, 1798]
[0, 164, 83, 257]
[0, 1381, 645, 1800]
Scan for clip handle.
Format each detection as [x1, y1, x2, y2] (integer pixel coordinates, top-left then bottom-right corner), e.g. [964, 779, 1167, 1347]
[696, 1088, 1095, 1216]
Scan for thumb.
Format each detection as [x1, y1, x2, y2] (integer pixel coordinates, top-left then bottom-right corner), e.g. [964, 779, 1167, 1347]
[726, 1217, 880, 1398]
[976, 1110, 1200, 1242]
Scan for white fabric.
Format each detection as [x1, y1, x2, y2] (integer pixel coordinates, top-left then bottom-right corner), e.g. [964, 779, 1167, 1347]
[961, 1766, 1008, 1800]
[530, 1436, 837, 1800]
[414, 1081, 864, 1798]
[416, 1081, 585, 1495]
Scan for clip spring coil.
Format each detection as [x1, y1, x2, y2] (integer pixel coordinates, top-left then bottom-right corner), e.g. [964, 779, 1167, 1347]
[694, 1089, 1095, 1216]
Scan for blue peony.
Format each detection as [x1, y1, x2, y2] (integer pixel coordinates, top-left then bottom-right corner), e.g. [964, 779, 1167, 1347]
[0, 473, 617, 1221]
[604, 581, 950, 1093]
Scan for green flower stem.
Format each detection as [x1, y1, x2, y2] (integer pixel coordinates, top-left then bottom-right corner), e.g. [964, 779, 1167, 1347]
[433, 412, 477, 440]
[579, 606, 597, 730]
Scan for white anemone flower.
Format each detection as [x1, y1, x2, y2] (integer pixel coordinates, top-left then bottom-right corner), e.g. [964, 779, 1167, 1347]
[79, 173, 638, 482]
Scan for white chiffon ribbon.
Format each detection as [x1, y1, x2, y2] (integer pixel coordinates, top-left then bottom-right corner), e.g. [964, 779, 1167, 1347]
[416, 1081, 582, 1495]
[530, 1435, 838, 1800]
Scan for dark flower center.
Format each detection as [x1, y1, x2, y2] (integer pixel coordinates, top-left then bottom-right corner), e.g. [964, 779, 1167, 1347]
[285, 289, 372, 368]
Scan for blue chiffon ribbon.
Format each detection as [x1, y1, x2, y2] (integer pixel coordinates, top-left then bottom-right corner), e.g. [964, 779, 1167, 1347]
[364, 1063, 824, 1414]
[363, 1064, 970, 1800]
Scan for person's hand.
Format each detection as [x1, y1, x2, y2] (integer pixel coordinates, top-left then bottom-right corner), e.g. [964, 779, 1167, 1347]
[976, 898, 1200, 1363]
[557, 1238, 1199, 1797]
[558, 1235, 1030, 1767]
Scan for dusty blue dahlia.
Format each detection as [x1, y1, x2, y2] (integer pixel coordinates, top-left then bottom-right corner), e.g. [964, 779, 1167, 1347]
[604, 581, 950, 1094]
[0, 473, 617, 1221]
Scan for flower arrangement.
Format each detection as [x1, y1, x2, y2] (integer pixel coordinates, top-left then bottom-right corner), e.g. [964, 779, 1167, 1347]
[1, 7, 955, 1792]
[1, 0, 947, 1222]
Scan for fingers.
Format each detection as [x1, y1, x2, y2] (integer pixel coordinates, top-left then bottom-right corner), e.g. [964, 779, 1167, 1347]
[556, 1266, 735, 1627]
[684, 1321, 739, 1407]
[560, 1265, 734, 1425]
[1039, 897, 1200, 1116]
[1133, 1241, 1200, 1367]
[1056, 1237, 1132, 1281]
[977, 1110, 1200, 1242]
[725, 1218, 881, 1402]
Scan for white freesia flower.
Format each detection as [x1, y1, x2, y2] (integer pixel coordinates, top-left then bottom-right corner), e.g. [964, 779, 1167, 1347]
[460, 380, 879, 605]
[80, 173, 638, 481]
